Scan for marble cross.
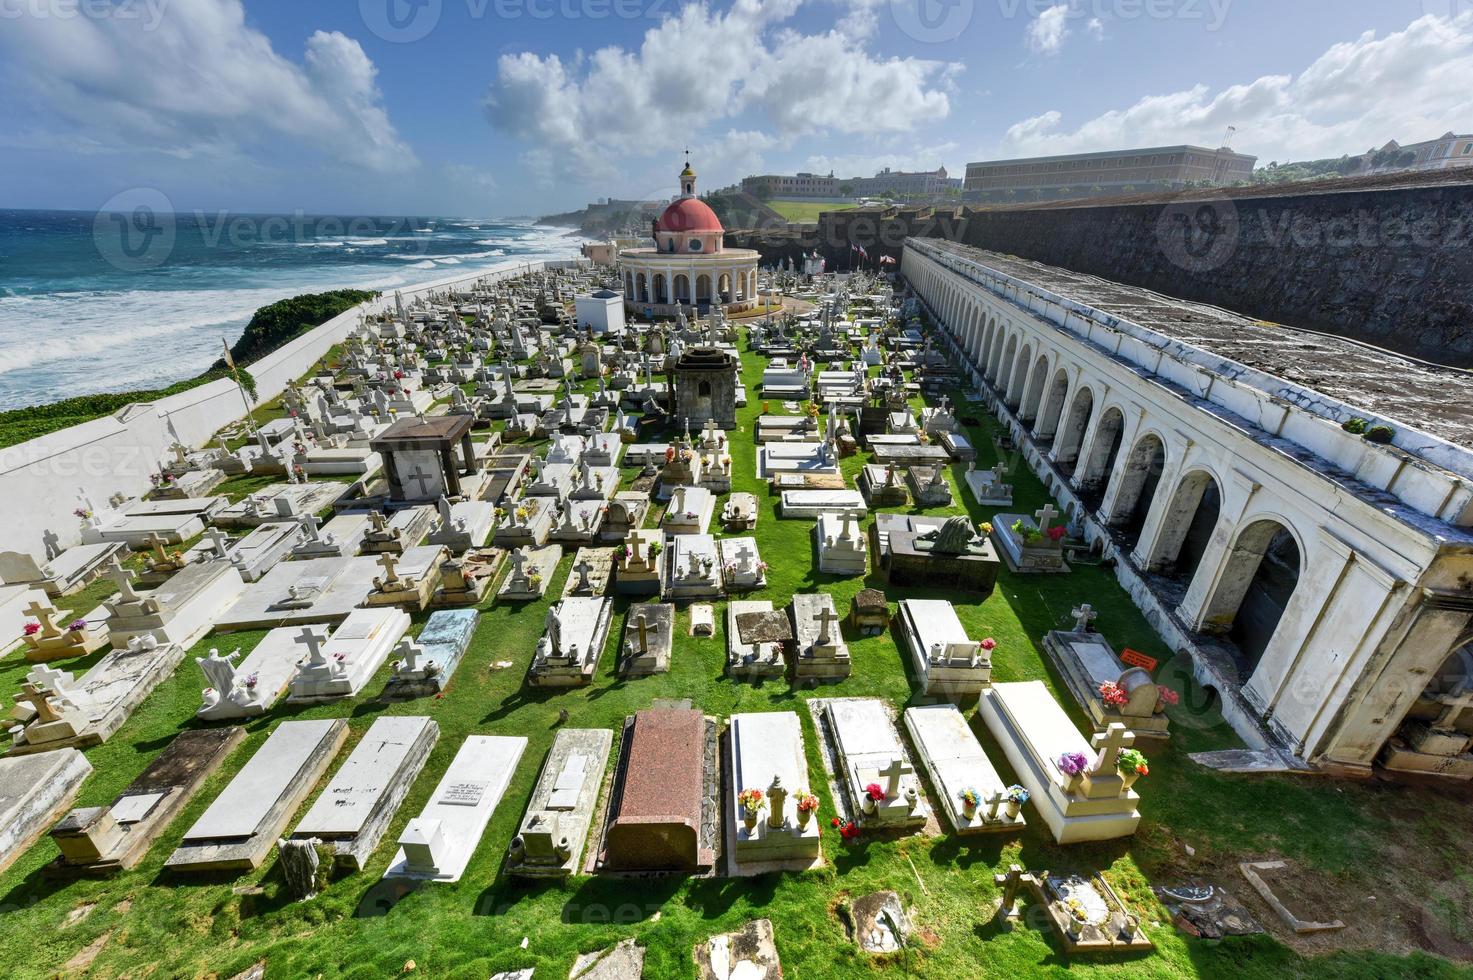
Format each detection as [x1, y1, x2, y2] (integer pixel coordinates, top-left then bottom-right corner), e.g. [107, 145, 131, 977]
[573, 558, 594, 592]
[106, 559, 142, 603]
[15, 683, 65, 724]
[814, 605, 840, 645]
[1034, 503, 1059, 534]
[733, 542, 756, 570]
[145, 532, 171, 561]
[1089, 723, 1136, 776]
[205, 527, 233, 558]
[23, 600, 60, 638]
[376, 552, 402, 584]
[1071, 603, 1098, 633]
[634, 613, 649, 652]
[878, 756, 912, 798]
[295, 627, 328, 666]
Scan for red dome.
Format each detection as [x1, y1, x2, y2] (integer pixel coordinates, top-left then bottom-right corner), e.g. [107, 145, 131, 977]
[658, 196, 724, 234]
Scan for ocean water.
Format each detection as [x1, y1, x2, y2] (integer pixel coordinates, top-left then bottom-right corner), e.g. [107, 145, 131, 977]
[0, 210, 585, 411]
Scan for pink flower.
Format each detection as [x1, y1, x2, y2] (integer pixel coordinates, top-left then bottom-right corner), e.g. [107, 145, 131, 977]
[1157, 685, 1180, 706]
[979, 637, 997, 651]
[22, 622, 41, 636]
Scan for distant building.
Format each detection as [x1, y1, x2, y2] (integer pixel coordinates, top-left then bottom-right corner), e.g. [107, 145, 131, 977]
[850, 167, 961, 198]
[741, 172, 838, 198]
[1362, 133, 1473, 174]
[964, 145, 1257, 201]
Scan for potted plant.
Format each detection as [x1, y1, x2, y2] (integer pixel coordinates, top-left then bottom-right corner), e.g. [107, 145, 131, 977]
[1117, 748, 1150, 789]
[795, 789, 819, 829]
[862, 782, 886, 814]
[1064, 898, 1091, 939]
[737, 788, 766, 832]
[1004, 785, 1030, 819]
[958, 787, 981, 820]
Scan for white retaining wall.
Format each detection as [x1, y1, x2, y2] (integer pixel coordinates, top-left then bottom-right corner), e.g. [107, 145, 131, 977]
[0, 258, 578, 559]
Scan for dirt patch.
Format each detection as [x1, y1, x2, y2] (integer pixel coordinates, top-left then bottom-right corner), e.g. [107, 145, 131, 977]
[65, 903, 95, 927]
[62, 931, 110, 974]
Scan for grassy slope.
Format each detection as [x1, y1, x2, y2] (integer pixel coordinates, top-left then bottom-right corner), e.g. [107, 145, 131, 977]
[0, 332, 1467, 979]
[764, 201, 859, 224]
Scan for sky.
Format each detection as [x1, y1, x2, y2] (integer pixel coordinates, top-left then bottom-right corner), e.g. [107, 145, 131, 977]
[1, 0, 1470, 216]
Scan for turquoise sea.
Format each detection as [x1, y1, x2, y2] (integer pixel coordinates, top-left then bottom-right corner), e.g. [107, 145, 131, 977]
[0, 210, 584, 410]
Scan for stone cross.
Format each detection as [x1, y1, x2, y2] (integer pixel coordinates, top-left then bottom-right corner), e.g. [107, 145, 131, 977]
[984, 790, 1005, 823]
[368, 510, 389, 533]
[1089, 723, 1136, 776]
[296, 513, 322, 542]
[733, 542, 756, 571]
[376, 552, 402, 585]
[991, 463, 1008, 484]
[15, 682, 65, 724]
[878, 756, 912, 798]
[405, 464, 437, 497]
[814, 604, 840, 646]
[840, 510, 858, 540]
[205, 527, 233, 558]
[145, 532, 171, 562]
[23, 600, 60, 639]
[508, 548, 529, 585]
[106, 559, 141, 603]
[634, 613, 649, 652]
[1071, 603, 1098, 633]
[295, 627, 328, 666]
[1034, 503, 1059, 534]
[572, 557, 594, 593]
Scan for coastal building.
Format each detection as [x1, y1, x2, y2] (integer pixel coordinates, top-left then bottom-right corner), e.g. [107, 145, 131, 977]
[904, 236, 1473, 778]
[963, 145, 1256, 201]
[619, 158, 761, 315]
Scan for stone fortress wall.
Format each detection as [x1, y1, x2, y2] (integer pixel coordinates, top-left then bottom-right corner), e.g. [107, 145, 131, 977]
[0, 259, 583, 560]
[731, 171, 1473, 367]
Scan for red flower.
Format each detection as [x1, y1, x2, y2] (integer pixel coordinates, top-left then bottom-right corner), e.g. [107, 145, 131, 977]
[979, 637, 997, 651]
[1157, 685, 1180, 706]
[1047, 525, 1067, 542]
[830, 817, 841, 828]
[864, 782, 886, 802]
[839, 821, 861, 842]
[22, 622, 41, 636]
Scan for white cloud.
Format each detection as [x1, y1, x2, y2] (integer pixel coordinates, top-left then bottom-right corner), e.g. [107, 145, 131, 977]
[0, 0, 415, 173]
[1025, 4, 1071, 55]
[484, 0, 955, 186]
[1087, 17, 1104, 41]
[1000, 13, 1473, 163]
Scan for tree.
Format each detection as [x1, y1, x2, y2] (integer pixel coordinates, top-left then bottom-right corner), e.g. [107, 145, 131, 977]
[838, 183, 855, 196]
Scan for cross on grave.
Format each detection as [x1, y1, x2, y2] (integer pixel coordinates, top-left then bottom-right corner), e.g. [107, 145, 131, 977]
[296, 513, 322, 542]
[1033, 503, 1059, 534]
[23, 600, 60, 639]
[572, 557, 594, 592]
[508, 548, 529, 584]
[1433, 687, 1473, 731]
[878, 756, 912, 798]
[1089, 723, 1136, 776]
[991, 462, 1008, 483]
[15, 683, 66, 724]
[376, 552, 402, 584]
[145, 532, 171, 562]
[295, 627, 328, 666]
[106, 559, 142, 603]
[813, 604, 840, 646]
[984, 790, 1005, 822]
[405, 463, 437, 497]
[1071, 603, 1098, 633]
[368, 510, 389, 533]
[840, 510, 859, 540]
[733, 542, 756, 571]
[205, 527, 233, 558]
[634, 613, 649, 652]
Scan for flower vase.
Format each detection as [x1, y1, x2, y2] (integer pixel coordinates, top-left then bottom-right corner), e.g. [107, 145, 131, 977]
[743, 811, 759, 833]
[1066, 917, 1087, 940]
[1005, 799, 1022, 820]
[961, 800, 978, 821]
[1119, 770, 1140, 792]
[797, 808, 813, 830]
[862, 796, 877, 816]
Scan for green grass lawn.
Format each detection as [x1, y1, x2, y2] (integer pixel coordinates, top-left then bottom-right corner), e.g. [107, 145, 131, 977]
[764, 200, 860, 224]
[1, 328, 1469, 978]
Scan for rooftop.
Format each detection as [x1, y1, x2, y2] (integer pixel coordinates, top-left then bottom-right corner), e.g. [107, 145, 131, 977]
[917, 239, 1473, 451]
